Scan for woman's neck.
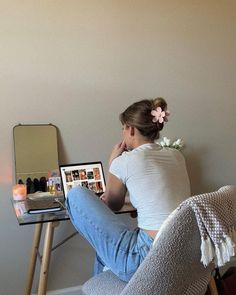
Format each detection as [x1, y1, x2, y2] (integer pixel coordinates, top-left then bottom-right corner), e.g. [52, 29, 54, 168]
[132, 138, 154, 149]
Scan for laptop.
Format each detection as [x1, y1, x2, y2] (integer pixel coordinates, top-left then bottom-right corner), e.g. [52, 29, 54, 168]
[59, 161, 106, 199]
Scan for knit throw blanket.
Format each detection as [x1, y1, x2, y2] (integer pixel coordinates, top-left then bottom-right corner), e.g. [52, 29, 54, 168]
[179, 185, 236, 267]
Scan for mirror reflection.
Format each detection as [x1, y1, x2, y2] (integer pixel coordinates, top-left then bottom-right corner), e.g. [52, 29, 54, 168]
[13, 124, 59, 193]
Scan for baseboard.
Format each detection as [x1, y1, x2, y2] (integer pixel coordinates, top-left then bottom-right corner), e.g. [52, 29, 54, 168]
[32, 285, 83, 295]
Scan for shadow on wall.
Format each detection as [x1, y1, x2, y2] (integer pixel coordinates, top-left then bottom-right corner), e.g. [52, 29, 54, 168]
[184, 147, 215, 195]
[57, 129, 70, 165]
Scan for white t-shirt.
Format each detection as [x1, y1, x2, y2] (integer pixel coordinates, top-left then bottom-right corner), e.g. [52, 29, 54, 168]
[109, 143, 191, 230]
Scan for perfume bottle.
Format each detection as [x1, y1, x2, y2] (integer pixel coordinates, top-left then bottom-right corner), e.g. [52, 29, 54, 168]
[48, 179, 56, 195]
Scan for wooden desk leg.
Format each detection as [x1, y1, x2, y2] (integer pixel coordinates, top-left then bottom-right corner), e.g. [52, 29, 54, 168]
[38, 221, 59, 295]
[25, 223, 43, 295]
[208, 276, 219, 295]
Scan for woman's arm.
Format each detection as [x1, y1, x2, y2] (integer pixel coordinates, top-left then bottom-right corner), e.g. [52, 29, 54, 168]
[100, 141, 127, 211]
[100, 172, 127, 211]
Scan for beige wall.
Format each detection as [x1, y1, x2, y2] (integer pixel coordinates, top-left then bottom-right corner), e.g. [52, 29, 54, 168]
[0, 1, 235, 294]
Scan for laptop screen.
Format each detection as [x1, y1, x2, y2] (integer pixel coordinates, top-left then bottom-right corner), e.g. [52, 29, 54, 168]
[59, 161, 106, 198]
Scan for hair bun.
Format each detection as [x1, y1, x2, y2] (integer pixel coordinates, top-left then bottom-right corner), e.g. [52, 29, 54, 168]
[153, 97, 167, 111]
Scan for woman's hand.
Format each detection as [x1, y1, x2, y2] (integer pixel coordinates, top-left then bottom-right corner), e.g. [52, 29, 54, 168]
[109, 141, 126, 166]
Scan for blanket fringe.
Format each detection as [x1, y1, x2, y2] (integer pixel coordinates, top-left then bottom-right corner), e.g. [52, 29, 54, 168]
[201, 230, 236, 267]
[201, 237, 214, 267]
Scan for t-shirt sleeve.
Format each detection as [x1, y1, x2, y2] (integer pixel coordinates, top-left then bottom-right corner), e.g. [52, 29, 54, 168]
[109, 153, 128, 184]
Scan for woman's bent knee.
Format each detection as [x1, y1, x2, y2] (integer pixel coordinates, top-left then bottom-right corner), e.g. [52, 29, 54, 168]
[67, 186, 90, 205]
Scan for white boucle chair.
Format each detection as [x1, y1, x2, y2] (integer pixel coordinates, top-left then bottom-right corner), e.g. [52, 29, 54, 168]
[82, 186, 236, 295]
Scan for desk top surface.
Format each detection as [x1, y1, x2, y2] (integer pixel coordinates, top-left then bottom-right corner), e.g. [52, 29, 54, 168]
[12, 195, 136, 226]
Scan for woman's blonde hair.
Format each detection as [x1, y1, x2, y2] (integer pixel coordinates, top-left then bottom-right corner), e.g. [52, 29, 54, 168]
[119, 97, 168, 141]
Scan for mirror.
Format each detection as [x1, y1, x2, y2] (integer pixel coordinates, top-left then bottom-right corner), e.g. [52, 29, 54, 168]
[13, 124, 59, 192]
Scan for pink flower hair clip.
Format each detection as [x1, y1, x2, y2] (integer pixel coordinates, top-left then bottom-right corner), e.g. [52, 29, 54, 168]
[151, 107, 170, 123]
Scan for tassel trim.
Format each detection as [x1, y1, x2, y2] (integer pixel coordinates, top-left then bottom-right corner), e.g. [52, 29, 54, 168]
[200, 229, 236, 267]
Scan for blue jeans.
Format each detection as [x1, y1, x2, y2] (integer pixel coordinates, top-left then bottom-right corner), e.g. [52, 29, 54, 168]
[66, 186, 153, 282]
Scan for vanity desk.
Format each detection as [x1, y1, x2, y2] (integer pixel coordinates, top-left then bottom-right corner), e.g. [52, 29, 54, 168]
[13, 197, 69, 295]
[12, 197, 136, 295]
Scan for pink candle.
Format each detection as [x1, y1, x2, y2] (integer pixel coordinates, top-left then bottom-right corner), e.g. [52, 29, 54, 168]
[12, 184, 27, 200]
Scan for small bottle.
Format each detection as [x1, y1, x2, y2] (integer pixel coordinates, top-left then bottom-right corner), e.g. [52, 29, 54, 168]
[48, 178, 56, 195]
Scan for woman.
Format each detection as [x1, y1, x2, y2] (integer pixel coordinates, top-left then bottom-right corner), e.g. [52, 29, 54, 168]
[66, 97, 190, 282]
